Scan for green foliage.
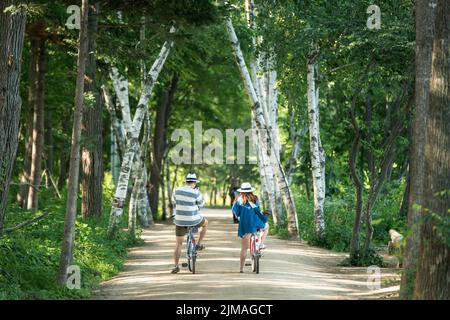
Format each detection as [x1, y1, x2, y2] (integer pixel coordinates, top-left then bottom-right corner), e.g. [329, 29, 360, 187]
[288, 181, 406, 254]
[0, 178, 133, 300]
[339, 247, 385, 267]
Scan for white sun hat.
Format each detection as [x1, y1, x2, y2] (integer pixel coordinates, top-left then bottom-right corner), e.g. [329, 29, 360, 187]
[185, 173, 200, 183]
[237, 182, 255, 193]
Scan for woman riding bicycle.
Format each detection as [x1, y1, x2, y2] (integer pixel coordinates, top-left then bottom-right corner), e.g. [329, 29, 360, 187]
[231, 182, 269, 273]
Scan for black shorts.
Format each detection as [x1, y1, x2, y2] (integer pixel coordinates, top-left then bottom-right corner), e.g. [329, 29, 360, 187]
[175, 217, 206, 237]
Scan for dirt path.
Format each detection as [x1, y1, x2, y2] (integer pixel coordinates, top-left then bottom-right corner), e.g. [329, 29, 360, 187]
[92, 208, 400, 300]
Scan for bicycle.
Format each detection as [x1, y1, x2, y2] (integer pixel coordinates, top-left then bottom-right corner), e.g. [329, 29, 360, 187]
[249, 229, 262, 274]
[181, 226, 198, 274]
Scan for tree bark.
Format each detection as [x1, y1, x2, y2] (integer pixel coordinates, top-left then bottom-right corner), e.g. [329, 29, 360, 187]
[27, 34, 46, 211]
[58, 0, 90, 286]
[307, 58, 326, 240]
[400, 0, 437, 299]
[413, 0, 449, 300]
[0, 1, 26, 234]
[166, 154, 174, 216]
[81, 3, 103, 219]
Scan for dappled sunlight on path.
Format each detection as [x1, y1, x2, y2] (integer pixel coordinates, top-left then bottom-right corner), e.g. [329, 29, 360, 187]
[92, 208, 399, 300]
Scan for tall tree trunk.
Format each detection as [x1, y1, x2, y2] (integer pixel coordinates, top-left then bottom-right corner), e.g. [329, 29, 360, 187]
[307, 58, 326, 239]
[349, 93, 364, 261]
[81, 3, 103, 219]
[0, 1, 26, 234]
[245, 0, 279, 223]
[166, 154, 174, 216]
[107, 29, 175, 237]
[102, 85, 124, 185]
[413, 0, 449, 300]
[149, 73, 178, 218]
[27, 35, 46, 211]
[400, 0, 437, 299]
[226, 19, 299, 239]
[58, 0, 89, 286]
[161, 161, 167, 221]
[18, 36, 37, 207]
[399, 166, 410, 217]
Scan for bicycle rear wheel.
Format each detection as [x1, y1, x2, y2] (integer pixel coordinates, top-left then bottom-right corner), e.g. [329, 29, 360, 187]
[188, 242, 196, 273]
[192, 249, 196, 274]
[250, 236, 256, 273]
[187, 237, 192, 272]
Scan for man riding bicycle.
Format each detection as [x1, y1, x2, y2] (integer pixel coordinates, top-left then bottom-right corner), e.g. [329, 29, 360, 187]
[171, 173, 208, 274]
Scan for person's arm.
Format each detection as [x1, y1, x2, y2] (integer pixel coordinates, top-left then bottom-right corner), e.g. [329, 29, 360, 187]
[196, 192, 204, 208]
[254, 206, 268, 223]
[172, 189, 177, 204]
[232, 202, 240, 218]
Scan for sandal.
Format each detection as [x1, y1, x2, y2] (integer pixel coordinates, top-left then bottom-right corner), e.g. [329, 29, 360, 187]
[196, 243, 206, 251]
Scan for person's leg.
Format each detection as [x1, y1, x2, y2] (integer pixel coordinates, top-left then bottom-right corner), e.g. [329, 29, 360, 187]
[197, 218, 208, 246]
[172, 235, 184, 273]
[260, 223, 269, 247]
[240, 235, 250, 272]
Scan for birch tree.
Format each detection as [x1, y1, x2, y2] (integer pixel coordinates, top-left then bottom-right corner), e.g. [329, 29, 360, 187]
[226, 18, 299, 239]
[307, 53, 326, 239]
[107, 28, 175, 237]
[245, 0, 283, 223]
[58, 0, 89, 286]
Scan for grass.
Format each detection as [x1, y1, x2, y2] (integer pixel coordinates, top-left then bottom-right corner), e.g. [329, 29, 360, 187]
[0, 174, 137, 299]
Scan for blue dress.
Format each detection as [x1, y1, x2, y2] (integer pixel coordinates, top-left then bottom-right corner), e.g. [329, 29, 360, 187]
[232, 198, 268, 238]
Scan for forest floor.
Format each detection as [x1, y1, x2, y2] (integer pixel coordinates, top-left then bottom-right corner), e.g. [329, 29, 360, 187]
[92, 208, 401, 300]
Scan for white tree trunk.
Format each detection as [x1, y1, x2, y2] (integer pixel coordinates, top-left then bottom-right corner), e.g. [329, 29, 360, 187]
[307, 61, 325, 239]
[110, 66, 132, 135]
[103, 85, 125, 154]
[265, 64, 284, 222]
[252, 118, 278, 224]
[245, 1, 282, 223]
[226, 19, 299, 239]
[107, 29, 174, 237]
[110, 124, 120, 184]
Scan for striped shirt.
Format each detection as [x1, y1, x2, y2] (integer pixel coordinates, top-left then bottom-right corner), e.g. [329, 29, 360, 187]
[173, 185, 204, 226]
